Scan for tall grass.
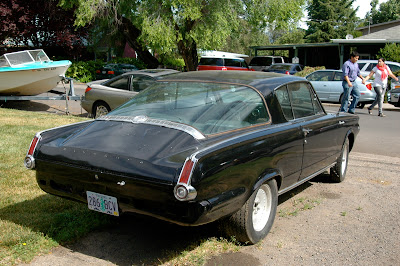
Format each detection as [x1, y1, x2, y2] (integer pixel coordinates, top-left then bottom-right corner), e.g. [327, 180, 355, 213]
[0, 108, 112, 265]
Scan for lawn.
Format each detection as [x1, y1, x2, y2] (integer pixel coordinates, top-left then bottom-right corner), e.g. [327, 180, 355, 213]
[0, 108, 112, 265]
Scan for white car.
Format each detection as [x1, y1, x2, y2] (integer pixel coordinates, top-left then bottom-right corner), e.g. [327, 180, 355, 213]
[388, 80, 400, 107]
[357, 59, 400, 76]
[306, 70, 376, 109]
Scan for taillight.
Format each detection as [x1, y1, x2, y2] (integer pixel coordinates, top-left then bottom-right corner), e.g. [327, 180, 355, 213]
[107, 70, 115, 75]
[366, 83, 372, 90]
[222, 67, 227, 71]
[285, 71, 290, 75]
[174, 157, 198, 201]
[96, 70, 100, 73]
[85, 86, 92, 93]
[24, 134, 41, 169]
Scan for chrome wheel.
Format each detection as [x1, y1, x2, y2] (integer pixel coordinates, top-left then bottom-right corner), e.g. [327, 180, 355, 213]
[252, 184, 272, 232]
[340, 143, 348, 176]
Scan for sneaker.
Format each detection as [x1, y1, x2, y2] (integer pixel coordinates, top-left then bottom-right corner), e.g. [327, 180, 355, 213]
[368, 109, 372, 115]
[378, 113, 386, 117]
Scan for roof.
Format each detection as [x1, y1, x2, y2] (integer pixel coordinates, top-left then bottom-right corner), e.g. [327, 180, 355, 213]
[161, 70, 306, 96]
[355, 19, 400, 40]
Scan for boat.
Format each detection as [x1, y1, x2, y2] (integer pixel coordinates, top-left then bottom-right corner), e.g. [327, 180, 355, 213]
[0, 49, 71, 96]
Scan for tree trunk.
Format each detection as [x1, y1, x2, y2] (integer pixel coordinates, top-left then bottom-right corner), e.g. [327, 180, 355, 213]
[178, 39, 198, 71]
[118, 17, 159, 68]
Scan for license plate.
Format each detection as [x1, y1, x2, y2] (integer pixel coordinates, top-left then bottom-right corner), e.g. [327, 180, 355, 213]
[86, 191, 119, 216]
[102, 70, 106, 74]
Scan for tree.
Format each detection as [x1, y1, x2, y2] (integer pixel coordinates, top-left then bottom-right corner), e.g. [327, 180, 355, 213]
[305, 0, 359, 43]
[377, 43, 400, 63]
[366, 0, 400, 24]
[59, 0, 306, 70]
[0, 0, 88, 58]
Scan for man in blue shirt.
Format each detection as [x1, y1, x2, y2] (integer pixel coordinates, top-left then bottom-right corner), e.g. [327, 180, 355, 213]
[340, 51, 366, 114]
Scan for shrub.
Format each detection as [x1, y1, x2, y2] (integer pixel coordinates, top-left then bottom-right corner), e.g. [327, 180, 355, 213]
[65, 60, 103, 83]
[377, 43, 400, 63]
[295, 66, 326, 77]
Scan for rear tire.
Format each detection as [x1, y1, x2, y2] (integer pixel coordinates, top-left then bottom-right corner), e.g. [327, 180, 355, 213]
[221, 179, 278, 244]
[93, 102, 111, 118]
[330, 138, 349, 182]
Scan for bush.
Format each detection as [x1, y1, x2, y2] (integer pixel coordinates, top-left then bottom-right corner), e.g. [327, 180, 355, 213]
[377, 43, 400, 63]
[295, 66, 326, 77]
[65, 60, 103, 83]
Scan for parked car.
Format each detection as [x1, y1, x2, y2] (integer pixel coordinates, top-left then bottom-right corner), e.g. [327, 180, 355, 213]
[197, 56, 254, 71]
[357, 59, 400, 76]
[387, 80, 400, 107]
[249, 56, 284, 71]
[25, 71, 359, 244]
[95, 63, 139, 80]
[263, 63, 303, 75]
[306, 70, 376, 108]
[81, 69, 179, 118]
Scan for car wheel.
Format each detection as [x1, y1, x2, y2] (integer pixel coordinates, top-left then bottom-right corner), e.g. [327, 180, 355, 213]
[93, 102, 111, 118]
[222, 179, 278, 244]
[330, 138, 349, 183]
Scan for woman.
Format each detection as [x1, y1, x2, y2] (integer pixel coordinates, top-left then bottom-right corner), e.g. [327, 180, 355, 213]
[364, 58, 399, 117]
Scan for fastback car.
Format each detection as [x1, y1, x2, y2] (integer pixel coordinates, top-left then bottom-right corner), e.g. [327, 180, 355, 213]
[81, 69, 179, 118]
[25, 71, 359, 244]
[306, 69, 376, 109]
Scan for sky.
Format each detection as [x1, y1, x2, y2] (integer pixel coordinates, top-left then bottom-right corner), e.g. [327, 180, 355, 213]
[353, 0, 388, 18]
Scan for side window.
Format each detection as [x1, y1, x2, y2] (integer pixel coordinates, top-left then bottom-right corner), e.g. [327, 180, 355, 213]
[357, 63, 366, 70]
[225, 59, 243, 67]
[106, 76, 130, 91]
[388, 64, 400, 73]
[288, 82, 315, 119]
[131, 75, 154, 92]
[275, 85, 294, 120]
[308, 84, 324, 114]
[333, 72, 342, 81]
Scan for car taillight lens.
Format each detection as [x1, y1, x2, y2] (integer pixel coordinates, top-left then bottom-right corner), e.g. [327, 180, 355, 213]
[96, 70, 101, 73]
[174, 157, 197, 201]
[366, 83, 372, 90]
[25, 134, 41, 169]
[85, 86, 92, 93]
[222, 67, 227, 71]
[285, 71, 290, 75]
[107, 70, 115, 74]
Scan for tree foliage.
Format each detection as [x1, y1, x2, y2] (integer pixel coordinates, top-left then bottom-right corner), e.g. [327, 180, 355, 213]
[366, 0, 400, 24]
[0, 0, 88, 57]
[305, 0, 359, 43]
[59, 0, 306, 70]
[377, 43, 400, 63]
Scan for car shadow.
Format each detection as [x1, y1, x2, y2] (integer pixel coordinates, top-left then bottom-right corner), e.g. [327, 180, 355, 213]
[1, 177, 327, 265]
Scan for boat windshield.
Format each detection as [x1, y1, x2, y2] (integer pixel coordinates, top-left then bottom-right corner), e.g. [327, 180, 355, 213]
[107, 81, 269, 135]
[0, 49, 50, 67]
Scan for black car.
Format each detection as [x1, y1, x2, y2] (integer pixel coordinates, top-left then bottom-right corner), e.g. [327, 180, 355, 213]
[95, 63, 139, 80]
[25, 71, 359, 244]
[263, 63, 303, 75]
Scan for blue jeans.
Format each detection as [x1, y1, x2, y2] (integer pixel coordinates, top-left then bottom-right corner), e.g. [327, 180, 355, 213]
[340, 80, 360, 113]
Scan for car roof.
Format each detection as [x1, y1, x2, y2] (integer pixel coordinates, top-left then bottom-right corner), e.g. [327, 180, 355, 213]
[121, 69, 180, 77]
[200, 56, 246, 60]
[160, 70, 306, 96]
[357, 59, 400, 65]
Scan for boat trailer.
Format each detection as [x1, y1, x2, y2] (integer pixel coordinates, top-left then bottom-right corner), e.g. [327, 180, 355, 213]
[0, 77, 82, 115]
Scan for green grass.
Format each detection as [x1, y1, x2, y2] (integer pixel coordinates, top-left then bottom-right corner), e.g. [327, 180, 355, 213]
[0, 108, 112, 265]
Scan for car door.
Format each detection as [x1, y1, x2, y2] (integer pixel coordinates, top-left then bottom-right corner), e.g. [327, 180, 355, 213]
[307, 71, 334, 101]
[131, 75, 156, 93]
[286, 82, 342, 180]
[103, 75, 137, 109]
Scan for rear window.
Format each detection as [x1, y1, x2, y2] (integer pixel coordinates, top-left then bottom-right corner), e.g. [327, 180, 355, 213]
[199, 58, 223, 66]
[224, 58, 247, 68]
[250, 57, 272, 66]
[110, 82, 269, 135]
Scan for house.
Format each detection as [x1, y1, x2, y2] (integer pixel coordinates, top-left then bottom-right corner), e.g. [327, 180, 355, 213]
[249, 20, 400, 69]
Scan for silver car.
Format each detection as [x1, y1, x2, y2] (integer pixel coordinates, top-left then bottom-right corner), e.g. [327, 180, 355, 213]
[81, 69, 179, 118]
[306, 70, 376, 108]
[388, 80, 400, 107]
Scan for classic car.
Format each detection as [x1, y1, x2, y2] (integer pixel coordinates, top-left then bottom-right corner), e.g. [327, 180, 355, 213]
[25, 71, 359, 244]
[95, 63, 138, 80]
[81, 69, 180, 118]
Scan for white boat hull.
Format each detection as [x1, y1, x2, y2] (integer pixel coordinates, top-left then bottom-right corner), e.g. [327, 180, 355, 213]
[0, 63, 71, 96]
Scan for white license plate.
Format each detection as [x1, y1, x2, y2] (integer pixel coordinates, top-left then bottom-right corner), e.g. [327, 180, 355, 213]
[102, 71, 106, 74]
[86, 191, 119, 216]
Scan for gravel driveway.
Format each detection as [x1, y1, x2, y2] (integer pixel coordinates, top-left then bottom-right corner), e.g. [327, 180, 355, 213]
[22, 152, 400, 265]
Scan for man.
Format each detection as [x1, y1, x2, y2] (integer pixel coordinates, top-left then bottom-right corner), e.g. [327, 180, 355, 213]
[340, 51, 366, 114]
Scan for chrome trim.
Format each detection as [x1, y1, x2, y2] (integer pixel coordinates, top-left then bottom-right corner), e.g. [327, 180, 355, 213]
[174, 184, 197, 201]
[97, 115, 206, 140]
